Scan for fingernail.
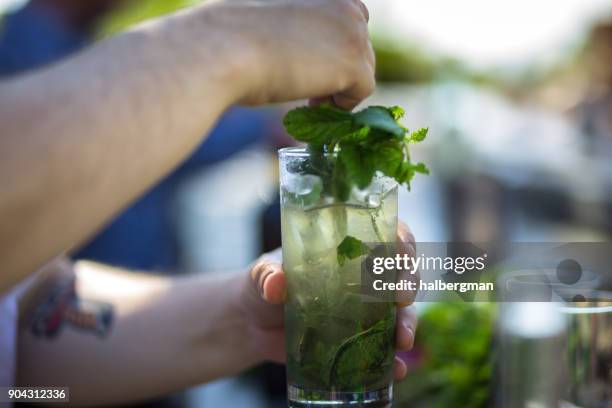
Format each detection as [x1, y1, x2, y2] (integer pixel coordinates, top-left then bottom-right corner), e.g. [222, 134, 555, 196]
[404, 324, 415, 349]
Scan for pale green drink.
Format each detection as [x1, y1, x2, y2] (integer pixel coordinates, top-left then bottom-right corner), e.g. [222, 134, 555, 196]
[280, 147, 398, 407]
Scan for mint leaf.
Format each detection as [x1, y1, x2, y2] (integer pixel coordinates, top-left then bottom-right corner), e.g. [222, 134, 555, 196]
[283, 104, 354, 147]
[413, 162, 430, 175]
[408, 128, 429, 143]
[337, 236, 370, 266]
[370, 140, 404, 180]
[328, 317, 394, 388]
[389, 106, 405, 121]
[354, 106, 406, 139]
[339, 144, 376, 189]
[344, 126, 371, 143]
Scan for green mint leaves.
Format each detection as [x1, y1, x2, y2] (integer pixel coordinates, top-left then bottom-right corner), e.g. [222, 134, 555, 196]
[283, 104, 429, 202]
[283, 105, 354, 148]
[337, 236, 370, 266]
[354, 106, 406, 138]
[283, 104, 429, 265]
[408, 127, 428, 143]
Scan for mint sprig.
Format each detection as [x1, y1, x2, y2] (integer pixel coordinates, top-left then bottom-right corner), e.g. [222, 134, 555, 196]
[283, 104, 429, 202]
[337, 236, 370, 266]
[283, 104, 429, 264]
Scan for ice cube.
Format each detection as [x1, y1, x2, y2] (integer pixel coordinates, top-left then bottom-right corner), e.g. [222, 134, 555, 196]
[299, 206, 340, 261]
[366, 193, 382, 209]
[282, 207, 308, 268]
[284, 174, 320, 195]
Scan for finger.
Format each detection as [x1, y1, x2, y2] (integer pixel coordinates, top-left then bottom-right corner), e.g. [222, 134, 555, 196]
[332, 65, 375, 110]
[262, 269, 287, 304]
[396, 305, 417, 351]
[351, 0, 370, 22]
[393, 356, 408, 380]
[308, 96, 334, 107]
[250, 261, 286, 304]
[396, 222, 418, 306]
[365, 39, 376, 75]
[395, 253, 419, 306]
[397, 221, 416, 253]
[396, 265, 419, 306]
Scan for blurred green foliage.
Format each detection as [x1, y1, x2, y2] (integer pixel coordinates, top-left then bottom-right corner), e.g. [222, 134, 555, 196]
[395, 303, 497, 408]
[372, 35, 508, 88]
[96, 0, 202, 37]
[372, 36, 437, 83]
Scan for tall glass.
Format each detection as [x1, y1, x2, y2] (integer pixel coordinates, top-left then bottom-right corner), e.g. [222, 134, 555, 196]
[560, 291, 612, 408]
[279, 147, 398, 407]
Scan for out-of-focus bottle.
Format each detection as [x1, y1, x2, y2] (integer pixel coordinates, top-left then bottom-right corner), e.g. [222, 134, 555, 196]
[559, 291, 612, 408]
[498, 302, 566, 408]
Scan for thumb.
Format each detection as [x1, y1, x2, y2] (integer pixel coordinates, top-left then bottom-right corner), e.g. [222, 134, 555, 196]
[250, 260, 286, 304]
[249, 249, 286, 304]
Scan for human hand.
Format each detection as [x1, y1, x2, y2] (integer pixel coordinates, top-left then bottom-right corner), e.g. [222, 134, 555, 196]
[204, 0, 375, 109]
[239, 222, 418, 380]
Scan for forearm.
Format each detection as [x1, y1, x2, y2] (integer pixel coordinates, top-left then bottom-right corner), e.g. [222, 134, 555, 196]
[17, 260, 257, 406]
[0, 4, 248, 291]
[0, 0, 376, 291]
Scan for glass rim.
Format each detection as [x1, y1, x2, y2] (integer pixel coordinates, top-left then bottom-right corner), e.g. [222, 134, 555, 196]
[507, 270, 600, 285]
[558, 290, 612, 314]
[279, 146, 335, 158]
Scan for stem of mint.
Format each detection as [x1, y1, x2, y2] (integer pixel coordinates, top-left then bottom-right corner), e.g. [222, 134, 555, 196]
[370, 212, 385, 243]
[333, 205, 348, 247]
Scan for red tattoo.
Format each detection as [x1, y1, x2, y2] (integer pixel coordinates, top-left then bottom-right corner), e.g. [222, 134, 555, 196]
[31, 277, 113, 339]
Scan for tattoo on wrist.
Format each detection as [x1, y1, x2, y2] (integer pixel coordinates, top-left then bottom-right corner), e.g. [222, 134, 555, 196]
[30, 276, 114, 339]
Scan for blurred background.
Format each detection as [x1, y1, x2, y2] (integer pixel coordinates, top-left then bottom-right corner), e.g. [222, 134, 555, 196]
[1, 0, 610, 406]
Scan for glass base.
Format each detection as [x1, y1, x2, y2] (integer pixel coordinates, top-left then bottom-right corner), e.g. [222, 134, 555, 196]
[287, 384, 393, 407]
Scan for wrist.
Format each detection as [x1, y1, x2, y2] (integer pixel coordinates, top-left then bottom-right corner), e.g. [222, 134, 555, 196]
[192, 2, 269, 105]
[130, 3, 256, 111]
[158, 273, 261, 383]
[189, 273, 265, 370]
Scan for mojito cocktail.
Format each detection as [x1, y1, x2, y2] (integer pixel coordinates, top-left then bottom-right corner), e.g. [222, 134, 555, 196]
[280, 147, 398, 407]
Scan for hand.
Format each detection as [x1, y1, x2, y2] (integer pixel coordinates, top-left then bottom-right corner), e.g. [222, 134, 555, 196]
[239, 222, 418, 381]
[204, 0, 375, 109]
